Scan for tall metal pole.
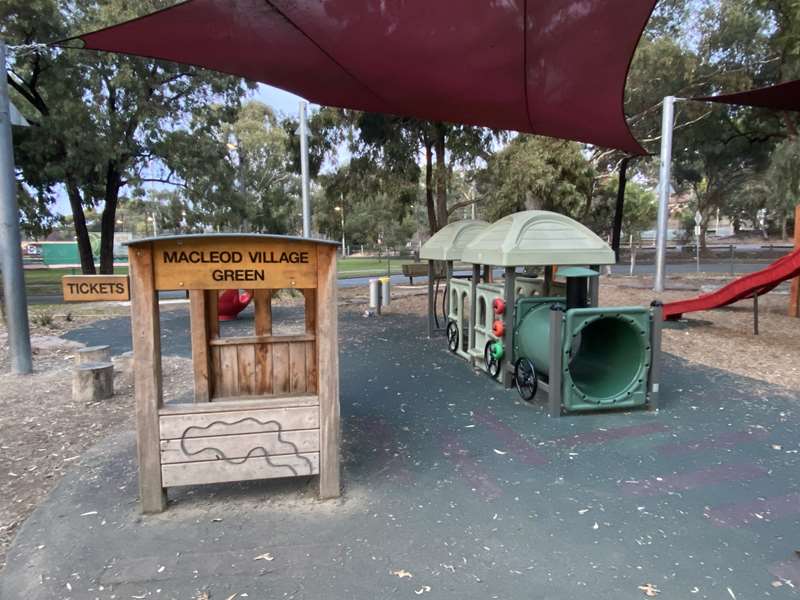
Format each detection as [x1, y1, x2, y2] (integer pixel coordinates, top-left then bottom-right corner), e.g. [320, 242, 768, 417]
[0, 40, 32, 374]
[654, 96, 676, 293]
[299, 100, 311, 238]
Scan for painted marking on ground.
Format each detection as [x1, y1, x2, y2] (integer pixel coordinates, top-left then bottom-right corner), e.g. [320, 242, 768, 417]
[551, 423, 669, 447]
[349, 415, 415, 484]
[441, 434, 503, 502]
[705, 492, 800, 527]
[473, 411, 548, 466]
[622, 463, 769, 497]
[768, 558, 800, 586]
[657, 428, 769, 456]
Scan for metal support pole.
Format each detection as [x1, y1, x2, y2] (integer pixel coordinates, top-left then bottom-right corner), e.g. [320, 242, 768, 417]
[648, 301, 663, 411]
[654, 96, 677, 293]
[427, 261, 435, 338]
[547, 305, 564, 418]
[299, 101, 311, 238]
[753, 294, 759, 335]
[588, 265, 600, 307]
[501, 267, 516, 388]
[0, 40, 32, 374]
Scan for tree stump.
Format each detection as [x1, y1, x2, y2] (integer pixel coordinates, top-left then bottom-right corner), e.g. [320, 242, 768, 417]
[76, 345, 112, 365]
[73, 362, 114, 402]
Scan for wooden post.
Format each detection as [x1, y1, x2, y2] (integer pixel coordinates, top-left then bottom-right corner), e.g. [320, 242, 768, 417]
[317, 246, 340, 499]
[427, 261, 435, 338]
[205, 290, 219, 340]
[548, 306, 563, 417]
[129, 244, 167, 513]
[189, 290, 212, 402]
[502, 266, 516, 388]
[254, 289, 273, 335]
[790, 205, 799, 318]
[303, 289, 317, 334]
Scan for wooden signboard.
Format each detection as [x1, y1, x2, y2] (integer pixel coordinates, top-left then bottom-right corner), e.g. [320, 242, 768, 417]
[150, 237, 318, 290]
[62, 275, 130, 302]
[127, 234, 340, 513]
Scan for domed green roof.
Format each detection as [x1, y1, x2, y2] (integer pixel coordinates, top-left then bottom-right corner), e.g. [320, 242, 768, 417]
[419, 220, 489, 261]
[461, 211, 615, 266]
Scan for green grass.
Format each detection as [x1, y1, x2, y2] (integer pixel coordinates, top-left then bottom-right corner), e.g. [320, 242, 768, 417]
[336, 257, 410, 278]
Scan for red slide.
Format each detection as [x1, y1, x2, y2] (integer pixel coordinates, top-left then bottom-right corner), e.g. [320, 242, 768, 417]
[663, 247, 800, 320]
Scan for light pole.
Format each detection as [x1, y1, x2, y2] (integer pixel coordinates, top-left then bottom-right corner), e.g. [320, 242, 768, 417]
[334, 205, 345, 256]
[0, 39, 32, 373]
[299, 101, 311, 238]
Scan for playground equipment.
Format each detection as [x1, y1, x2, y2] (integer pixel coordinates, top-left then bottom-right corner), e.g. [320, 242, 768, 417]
[663, 244, 800, 320]
[422, 211, 662, 415]
[217, 289, 253, 320]
[127, 234, 340, 513]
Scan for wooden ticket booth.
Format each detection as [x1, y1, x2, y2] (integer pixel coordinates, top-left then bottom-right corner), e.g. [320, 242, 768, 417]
[127, 234, 340, 513]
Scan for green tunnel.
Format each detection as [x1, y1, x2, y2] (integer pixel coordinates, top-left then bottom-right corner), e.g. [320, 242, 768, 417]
[513, 298, 652, 411]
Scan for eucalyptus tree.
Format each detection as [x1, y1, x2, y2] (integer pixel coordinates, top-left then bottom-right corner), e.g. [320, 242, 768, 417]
[3, 0, 247, 272]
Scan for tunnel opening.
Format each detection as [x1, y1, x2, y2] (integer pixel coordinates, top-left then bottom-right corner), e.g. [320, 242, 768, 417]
[567, 316, 645, 401]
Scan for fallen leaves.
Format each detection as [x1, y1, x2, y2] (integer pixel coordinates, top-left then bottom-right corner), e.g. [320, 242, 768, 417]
[391, 569, 413, 578]
[638, 583, 659, 597]
[254, 552, 274, 561]
[414, 585, 432, 594]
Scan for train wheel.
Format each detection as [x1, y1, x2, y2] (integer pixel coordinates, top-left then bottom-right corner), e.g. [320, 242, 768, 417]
[446, 321, 459, 353]
[514, 357, 538, 402]
[484, 341, 501, 378]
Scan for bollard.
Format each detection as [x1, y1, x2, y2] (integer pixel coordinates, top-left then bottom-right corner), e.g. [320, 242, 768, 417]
[76, 345, 111, 365]
[369, 278, 382, 315]
[380, 276, 391, 306]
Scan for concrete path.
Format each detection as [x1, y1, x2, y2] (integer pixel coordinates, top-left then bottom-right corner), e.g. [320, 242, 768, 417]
[3, 311, 799, 599]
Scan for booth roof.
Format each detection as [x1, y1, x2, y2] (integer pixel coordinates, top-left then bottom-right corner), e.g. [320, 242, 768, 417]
[461, 211, 615, 267]
[69, 0, 656, 155]
[126, 233, 339, 246]
[419, 220, 489, 262]
[696, 79, 800, 112]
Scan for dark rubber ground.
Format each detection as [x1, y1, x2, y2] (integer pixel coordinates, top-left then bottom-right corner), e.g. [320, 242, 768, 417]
[2, 309, 799, 599]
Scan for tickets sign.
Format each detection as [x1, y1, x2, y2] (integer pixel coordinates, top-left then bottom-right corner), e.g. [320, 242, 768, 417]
[62, 275, 130, 302]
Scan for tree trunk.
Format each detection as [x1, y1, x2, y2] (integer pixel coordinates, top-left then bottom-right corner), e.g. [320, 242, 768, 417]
[611, 157, 629, 262]
[99, 162, 123, 274]
[424, 138, 438, 234]
[433, 122, 448, 231]
[66, 178, 96, 274]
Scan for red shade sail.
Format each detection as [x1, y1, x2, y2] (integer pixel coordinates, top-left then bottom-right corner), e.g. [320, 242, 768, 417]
[696, 80, 800, 112]
[70, 0, 655, 154]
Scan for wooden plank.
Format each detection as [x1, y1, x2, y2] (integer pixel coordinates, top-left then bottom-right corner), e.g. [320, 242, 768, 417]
[272, 343, 290, 394]
[206, 290, 219, 340]
[159, 405, 320, 439]
[305, 341, 317, 394]
[62, 275, 130, 302]
[161, 452, 319, 487]
[210, 346, 222, 399]
[289, 341, 307, 393]
[254, 289, 273, 335]
[160, 429, 320, 464]
[189, 290, 212, 402]
[255, 344, 273, 395]
[303, 289, 317, 333]
[237, 344, 256, 395]
[128, 243, 167, 513]
[209, 333, 315, 347]
[218, 345, 239, 397]
[159, 394, 318, 416]
[317, 245, 341, 499]
[151, 237, 318, 290]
